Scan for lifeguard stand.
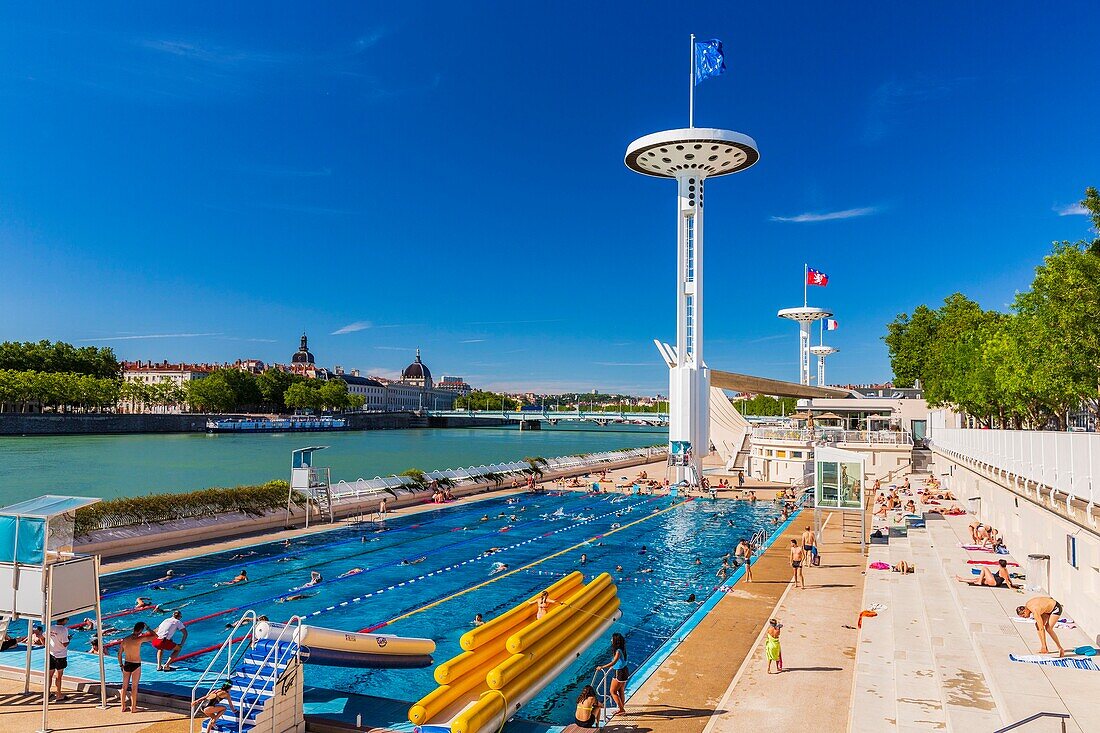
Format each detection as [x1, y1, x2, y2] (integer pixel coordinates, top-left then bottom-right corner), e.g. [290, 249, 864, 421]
[287, 446, 333, 528]
[0, 495, 107, 733]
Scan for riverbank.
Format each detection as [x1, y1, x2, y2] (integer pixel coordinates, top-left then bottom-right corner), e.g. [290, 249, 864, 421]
[0, 411, 417, 435]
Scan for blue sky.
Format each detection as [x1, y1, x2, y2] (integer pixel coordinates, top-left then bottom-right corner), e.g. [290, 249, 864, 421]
[1, 3, 1098, 394]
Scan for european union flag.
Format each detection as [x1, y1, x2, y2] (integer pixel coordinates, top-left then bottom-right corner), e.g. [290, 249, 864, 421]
[694, 39, 725, 85]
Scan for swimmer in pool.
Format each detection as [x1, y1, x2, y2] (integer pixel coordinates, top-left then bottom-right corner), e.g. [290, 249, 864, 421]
[473, 614, 484, 626]
[276, 593, 316, 603]
[615, 565, 624, 572]
[276, 555, 298, 563]
[640, 567, 654, 574]
[490, 562, 509, 575]
[401, 557, 426, 566]
[639, 546, 647, 555]
[580, 554, 588, 565]
[219, 570, 248, 586]
[304, 571, 323, 587]
[134, 597, 154, 609]
[230, 551, 257, 560]
[338, 568, 363, 579]
[152, 569, 178, 583]
[480, 516, 489, 522]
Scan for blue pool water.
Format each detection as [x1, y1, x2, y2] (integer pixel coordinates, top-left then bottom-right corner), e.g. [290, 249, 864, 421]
[97, 491, 782, 725]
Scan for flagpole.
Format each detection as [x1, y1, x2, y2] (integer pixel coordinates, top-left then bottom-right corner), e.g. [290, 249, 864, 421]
[689, 34, 695, 128]
[803, 263, 808, 307]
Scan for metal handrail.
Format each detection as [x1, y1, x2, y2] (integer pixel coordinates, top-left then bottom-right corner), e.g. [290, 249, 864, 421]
[190, 610, 257, 733]
[590, 667, 613, 729]
[993, 711, 1071, 733]
[235, 615, 302, 733]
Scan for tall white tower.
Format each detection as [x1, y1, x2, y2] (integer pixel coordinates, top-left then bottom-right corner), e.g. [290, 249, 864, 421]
[778, 307, 832, 386]
[627, 129, 758, 483]
[808, 345, 838, 387]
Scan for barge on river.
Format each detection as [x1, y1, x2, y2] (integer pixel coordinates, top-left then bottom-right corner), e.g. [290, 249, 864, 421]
[205, 416, 348, 432]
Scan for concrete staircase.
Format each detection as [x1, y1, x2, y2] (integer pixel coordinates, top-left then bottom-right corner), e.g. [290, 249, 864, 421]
[851, 475, 1096, 732]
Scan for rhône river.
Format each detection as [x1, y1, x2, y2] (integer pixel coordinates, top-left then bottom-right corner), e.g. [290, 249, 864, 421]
[0, 425, 666, 505]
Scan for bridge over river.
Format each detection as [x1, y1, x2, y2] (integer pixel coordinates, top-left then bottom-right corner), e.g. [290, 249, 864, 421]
[426, 409, 669, 427]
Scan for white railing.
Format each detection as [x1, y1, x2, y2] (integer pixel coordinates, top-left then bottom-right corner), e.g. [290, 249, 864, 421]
[191, 610, 257, 733]
[932, 427, 1099, 508]
[751, 428, 913, 446]
[327, 446, 664, 502]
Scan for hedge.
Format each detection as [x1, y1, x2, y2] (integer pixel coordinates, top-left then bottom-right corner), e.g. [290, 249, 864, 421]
[74, 480, 305, 536]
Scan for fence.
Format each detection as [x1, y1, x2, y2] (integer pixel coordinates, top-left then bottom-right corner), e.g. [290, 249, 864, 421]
[931, 427, 1099, 508]
[751, 428, 912, 446]
[328, 446, 664, 504]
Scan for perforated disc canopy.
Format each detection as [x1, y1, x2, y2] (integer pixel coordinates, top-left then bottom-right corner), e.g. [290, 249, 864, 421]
[625, 128, 759, 179]
[777, 307, 832, 323]
[809, 345, 838, 356]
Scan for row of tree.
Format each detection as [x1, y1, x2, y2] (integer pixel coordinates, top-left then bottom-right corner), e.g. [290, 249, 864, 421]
[884, 187, 1100, 429]
[183, 369, 365, 413]
[454, 390, 523, 411]
[735, 395, 798, 416]
[0, 369, 122, 411]
[0, 340, 119, 379]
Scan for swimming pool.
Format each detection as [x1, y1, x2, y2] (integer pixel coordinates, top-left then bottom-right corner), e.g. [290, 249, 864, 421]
[97, 490, 783, 725]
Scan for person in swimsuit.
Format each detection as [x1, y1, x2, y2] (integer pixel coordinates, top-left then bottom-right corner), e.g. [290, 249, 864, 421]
[735, 539, 753, 582]
[765, 618, 783, 674]
[532, 591, 555, 620]
[117, 622, 154, 712]
[573, 684, 602, 728]
[193, 682, 236, 727]
[789, 540, 805, 588]
[800, 526, 817, 564]
[472, 614, 484, 626]
[596, 632, 628, 716]
[956, 559, 1015, 588]
[305, 571, 323, 587]
[338, 568, 363, 579]
[1016, 596, 1066, 656]
[219, 570, 248, 586]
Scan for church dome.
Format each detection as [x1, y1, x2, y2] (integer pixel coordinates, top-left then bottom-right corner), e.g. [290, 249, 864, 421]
[401, 348, 432, 384]
[291, 333, 315, 365]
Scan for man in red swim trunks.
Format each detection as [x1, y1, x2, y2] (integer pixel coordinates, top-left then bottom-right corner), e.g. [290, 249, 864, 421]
[152, 610, 188, 671]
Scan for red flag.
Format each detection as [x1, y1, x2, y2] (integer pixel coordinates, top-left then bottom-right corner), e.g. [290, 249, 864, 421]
[807, 268, 829, 286]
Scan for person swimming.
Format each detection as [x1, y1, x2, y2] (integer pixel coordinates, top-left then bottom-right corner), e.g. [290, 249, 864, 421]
[218, 570, 248, 586]
[473, 614, 484, 626]
[304, 571, 323, 587]
[490, 562, 509, 575]
[337, 568, 363, 579]
[276, 593, 316, 603]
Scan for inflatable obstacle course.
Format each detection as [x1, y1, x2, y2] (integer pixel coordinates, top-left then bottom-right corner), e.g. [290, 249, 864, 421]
[410, 571, 621, 733]
[254, 620, 434, 668]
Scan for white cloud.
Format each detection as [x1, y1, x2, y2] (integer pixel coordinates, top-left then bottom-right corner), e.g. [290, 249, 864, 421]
[770, 207, 877, 223]
[595, 362, 657, 367]
[374, 346, 411, 351]
[331, 321, 372, 335]
[79, 332, 221, 342]
[460, 338, 487, 343]
[364, 368, 402, 380]
[1056, 202, 1089, 216]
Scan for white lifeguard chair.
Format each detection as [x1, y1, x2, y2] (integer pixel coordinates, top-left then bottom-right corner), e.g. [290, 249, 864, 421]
[0, 495, 107, 733]
[287, 446, 333, 528]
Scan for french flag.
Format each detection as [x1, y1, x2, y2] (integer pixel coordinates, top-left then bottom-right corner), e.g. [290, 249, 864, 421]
[807, 268, 829, 286]
[826, 319, 839, 331]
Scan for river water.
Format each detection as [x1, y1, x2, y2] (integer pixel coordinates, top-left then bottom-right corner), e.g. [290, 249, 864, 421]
[0, 425, 666, 505]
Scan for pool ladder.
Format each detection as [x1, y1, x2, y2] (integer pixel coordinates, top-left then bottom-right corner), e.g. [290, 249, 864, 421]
[590, 667, 614, 729]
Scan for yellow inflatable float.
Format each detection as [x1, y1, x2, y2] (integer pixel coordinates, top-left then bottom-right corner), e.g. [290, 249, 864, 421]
[410, 572, 621, 733]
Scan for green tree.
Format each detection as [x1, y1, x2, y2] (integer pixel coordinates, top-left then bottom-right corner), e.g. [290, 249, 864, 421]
[186, 373, 237, 412]
[283, 381, 321, 412]
[257, 369, 304, 412]
[735, 395, 798, 416]
[454, 390, 522, 410]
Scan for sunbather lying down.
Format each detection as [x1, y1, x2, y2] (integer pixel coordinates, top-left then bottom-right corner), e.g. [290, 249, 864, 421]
[956, 559, 1015, 589]
[892, 561, 915, 574]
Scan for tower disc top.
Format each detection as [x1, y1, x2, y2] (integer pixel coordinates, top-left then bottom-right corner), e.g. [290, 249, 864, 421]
[625, 128, 759, 179]
[778, 306, 833, 322]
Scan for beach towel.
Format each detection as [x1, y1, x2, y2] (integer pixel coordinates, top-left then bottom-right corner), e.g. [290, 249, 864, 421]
[869, 562, 891, 570]
[857, 610, 878, 628]
[967, 560, 1020, 567]
[1009, 654, 1100, 670]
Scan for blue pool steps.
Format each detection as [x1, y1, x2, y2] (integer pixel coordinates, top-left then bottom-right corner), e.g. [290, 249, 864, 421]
[201, 638, 299, 733]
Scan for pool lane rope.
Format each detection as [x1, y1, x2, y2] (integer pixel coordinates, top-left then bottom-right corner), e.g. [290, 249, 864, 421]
[360, 497, 693, 633]
[108, 495, 659, 652]
[100, 492, 628, 618]
[100, 492, 553, 601]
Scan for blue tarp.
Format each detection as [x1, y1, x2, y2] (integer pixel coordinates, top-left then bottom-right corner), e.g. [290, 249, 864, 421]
[0, 495, 99, 564]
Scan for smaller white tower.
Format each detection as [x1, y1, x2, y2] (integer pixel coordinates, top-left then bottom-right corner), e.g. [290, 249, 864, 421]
[778, 307, 832, 386]
[808, 345, 838, 387]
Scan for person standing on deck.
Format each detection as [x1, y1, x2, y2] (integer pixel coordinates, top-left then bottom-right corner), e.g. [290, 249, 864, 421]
[118, 622, 154, 712]
[1016, 596, 1066, 657]
[735, 538, 753, 582]
[765, 618, 783, 673]
[800, 525, 817, 566]
[152, 610, 188, 671]
[789, 540, 806, 589]
[47, 616, 71, 701]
